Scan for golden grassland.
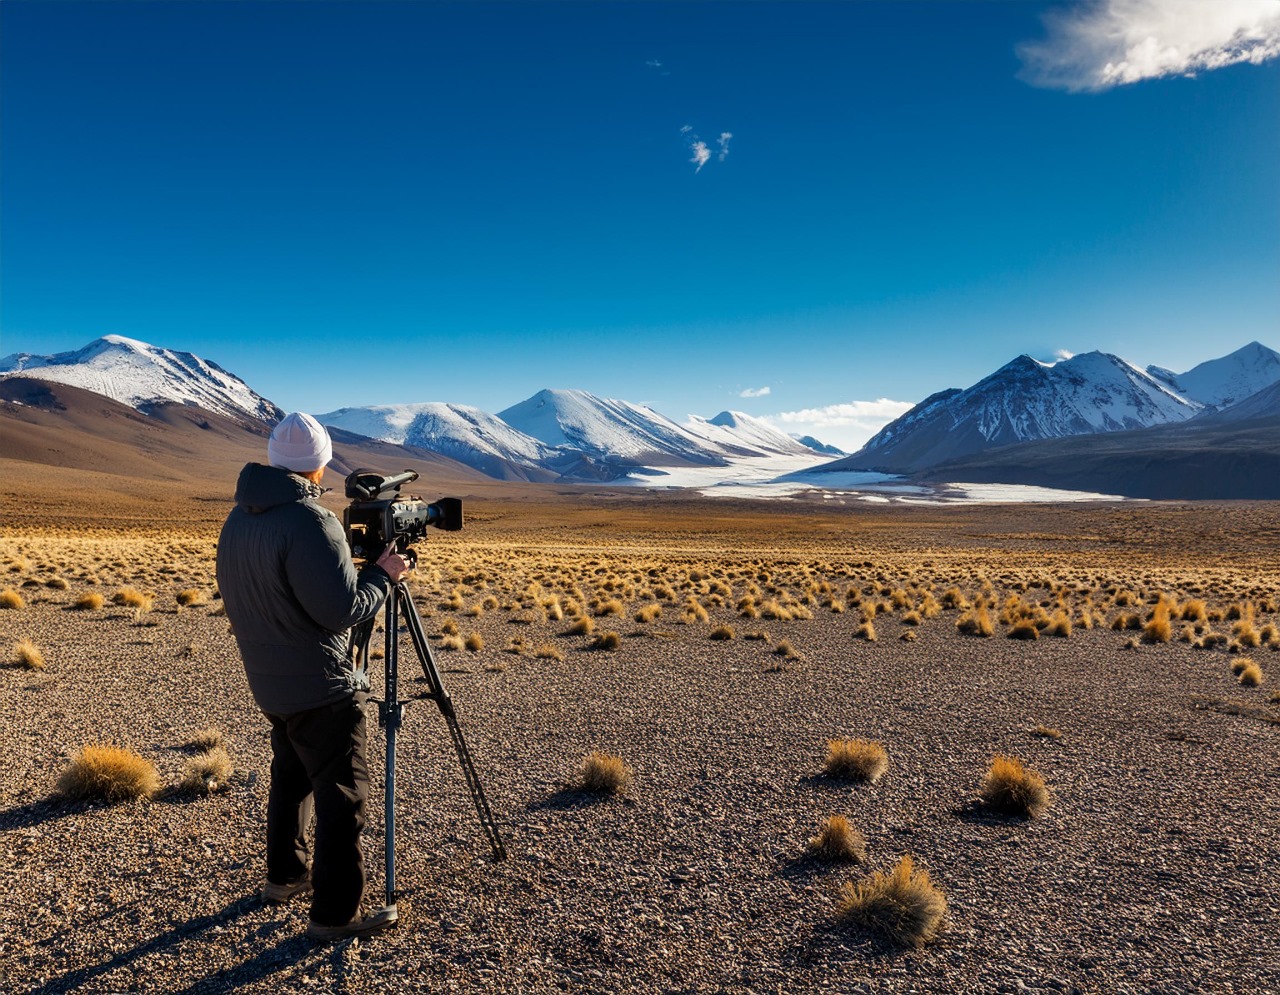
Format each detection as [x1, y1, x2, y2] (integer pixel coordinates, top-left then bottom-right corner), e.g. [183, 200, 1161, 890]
[4, 496, 1280, 659]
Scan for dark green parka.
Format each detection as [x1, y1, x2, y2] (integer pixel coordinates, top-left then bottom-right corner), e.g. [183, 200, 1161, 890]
[216, 463, 391, 715]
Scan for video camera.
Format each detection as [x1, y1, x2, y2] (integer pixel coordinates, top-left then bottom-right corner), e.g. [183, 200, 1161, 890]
[342, 469, 462, 562]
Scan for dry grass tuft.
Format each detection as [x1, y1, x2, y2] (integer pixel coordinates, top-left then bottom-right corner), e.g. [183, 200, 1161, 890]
[1230, 657, 1254, 676]
[589, 630, 622, 651]
[440, 634, 465, 652]
[1237, 660, 1264, 687]
[709, 625, 735, 641]
[1044, 611, 1072, 637]
[579, 752, 632, 796]
[567, 616, 595, 636]
[175, 589, 206, 607]
[1007, 619, 1039, 640]
[809, 815, 867, 863]
[854, 621, 877, 641]
[1180, 599, 1207, 622]
[980, 755, 1050, 817]
[680, 598, 711, 624]
[837, 855, 947, 948]
[1030, 725, 1063, 740]
[774, 638, 799, 660]
[177, 747, 233, 796]
[112, 587, 151, 609]
[73, 592, 105, 611]
[187, 728, 225, 752]
[1142, 601, 1173, 644]
[956, 602, 993, 637]
[824, 739, 889, 783]
[465, 632, 485, 652]
[533, 644, 564, 662]
[58, 744, 160, 802]
[0, 589, 26, 610]
[635, 604, 662, 623]
[1232, 620, 1262, 648]
[13, 639, 46, 671]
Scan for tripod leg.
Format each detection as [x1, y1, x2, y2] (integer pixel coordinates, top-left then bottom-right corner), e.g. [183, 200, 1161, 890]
[399, 588, 508, 861]
[381, 588, 402, 912]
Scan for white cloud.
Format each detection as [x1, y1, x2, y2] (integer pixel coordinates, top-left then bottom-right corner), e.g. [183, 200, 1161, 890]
[1054, 349, 1075, 362]
[681, 126, 732, 172]
[689, 141, 711, 172]
[762, 398, 916, 452]
[1018, 0, 1280, 91]
[739, 386, 771, 398]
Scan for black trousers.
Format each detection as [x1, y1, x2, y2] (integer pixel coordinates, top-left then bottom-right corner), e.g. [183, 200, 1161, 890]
[265, 694, 370, 927]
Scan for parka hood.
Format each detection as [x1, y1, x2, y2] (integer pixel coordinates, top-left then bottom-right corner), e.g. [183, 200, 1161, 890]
[234, 463, 322, 514]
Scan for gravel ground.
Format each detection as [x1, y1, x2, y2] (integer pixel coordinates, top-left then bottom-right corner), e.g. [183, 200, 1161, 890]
[2, 524, 1279, 994]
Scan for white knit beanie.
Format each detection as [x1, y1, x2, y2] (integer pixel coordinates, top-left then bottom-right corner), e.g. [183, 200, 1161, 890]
[268, 412, 333, 472]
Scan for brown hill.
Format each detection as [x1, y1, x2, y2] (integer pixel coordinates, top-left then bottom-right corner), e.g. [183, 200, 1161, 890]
[0, 377, 498, 530]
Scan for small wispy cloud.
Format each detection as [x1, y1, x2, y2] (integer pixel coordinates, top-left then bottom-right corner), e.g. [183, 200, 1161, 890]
[1018, 0, 1280, 91]
[681, 125, 732, 173]
[646, 60, 663, 69]
[690, 140, 711, 173]
[1054, 349, 1075, 362]
[739, 386, 771, 398]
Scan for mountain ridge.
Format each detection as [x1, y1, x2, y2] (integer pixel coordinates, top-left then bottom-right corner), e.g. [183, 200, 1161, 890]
[814, 345, 1280, 476]
[6, 334, 1279, 496]
[0, 335, 283, 424]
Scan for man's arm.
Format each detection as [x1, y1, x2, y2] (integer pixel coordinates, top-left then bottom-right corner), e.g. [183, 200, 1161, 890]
[285, 507, 392, 632]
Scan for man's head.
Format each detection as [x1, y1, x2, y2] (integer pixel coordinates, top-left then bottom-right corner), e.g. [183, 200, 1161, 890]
[269, 413, 333, 478]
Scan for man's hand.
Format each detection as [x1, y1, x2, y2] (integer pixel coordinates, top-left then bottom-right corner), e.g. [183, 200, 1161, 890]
[375, 541, 412, 583]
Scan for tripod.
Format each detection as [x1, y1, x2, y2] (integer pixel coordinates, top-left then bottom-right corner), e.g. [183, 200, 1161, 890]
[352, 579, 507, 918]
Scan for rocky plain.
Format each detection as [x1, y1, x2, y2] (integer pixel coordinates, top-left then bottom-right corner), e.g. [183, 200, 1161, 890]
[1, 491, 1278, 994]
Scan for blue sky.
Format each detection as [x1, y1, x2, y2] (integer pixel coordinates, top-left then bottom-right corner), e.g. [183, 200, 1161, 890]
[3, 0, 1277, 449]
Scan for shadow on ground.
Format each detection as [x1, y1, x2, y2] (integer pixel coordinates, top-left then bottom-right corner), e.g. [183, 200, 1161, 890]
[26, 895, 329, 995]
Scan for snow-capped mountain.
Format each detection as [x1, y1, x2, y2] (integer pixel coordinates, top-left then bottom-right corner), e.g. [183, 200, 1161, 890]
[1146, 341, 1280, 410]
[498, 388, 728, 467]
[318, 402, 574, 480]
[794, 435, 847, 457]
[684, 410, 821, 458]
[0, 335, 282, 423]
[817, 350, 1202, 475]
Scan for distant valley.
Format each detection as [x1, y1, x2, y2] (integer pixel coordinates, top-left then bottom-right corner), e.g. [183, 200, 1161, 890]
[3, 334, 1279, 501]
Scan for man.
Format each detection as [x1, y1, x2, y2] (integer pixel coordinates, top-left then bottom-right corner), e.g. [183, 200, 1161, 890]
[216, 412, 409, 941]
